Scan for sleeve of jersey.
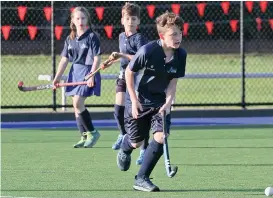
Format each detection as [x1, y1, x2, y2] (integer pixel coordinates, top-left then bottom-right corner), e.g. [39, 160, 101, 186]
[173, 49, 187, 78]
[61, 38, 69, 58]
[128, 47, 146, 72]
[90, 34, 101, 56]
[136, 35, 148, 50]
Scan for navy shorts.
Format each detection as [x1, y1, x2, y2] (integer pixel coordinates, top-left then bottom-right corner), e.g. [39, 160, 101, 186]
[124, 105, 171, 143]
[115, 78, 126, 93]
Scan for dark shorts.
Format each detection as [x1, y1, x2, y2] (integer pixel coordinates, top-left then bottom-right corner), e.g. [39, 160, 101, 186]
[124, 105, 171, 143]
[115, 78, 126, 93]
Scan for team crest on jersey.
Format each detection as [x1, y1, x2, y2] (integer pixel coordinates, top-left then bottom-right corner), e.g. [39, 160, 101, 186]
[168, 67, 177, 73]
[81, 43, 88, 49]
[147, 65, 155, 71]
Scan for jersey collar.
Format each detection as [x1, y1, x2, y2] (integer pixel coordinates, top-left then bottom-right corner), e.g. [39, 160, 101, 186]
[76, 28, 92, 41]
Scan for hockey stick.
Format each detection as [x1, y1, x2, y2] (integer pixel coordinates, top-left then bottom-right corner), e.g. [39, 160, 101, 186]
[17, 81, 89, 92]
[162, 110, 178, 178]
[18, 64, 103, 92]
[84, 58, 113, 80]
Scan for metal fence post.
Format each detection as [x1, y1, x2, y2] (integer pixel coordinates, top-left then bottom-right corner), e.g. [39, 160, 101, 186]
[240, 1, 246, 109]
[51, 1, 57, 111]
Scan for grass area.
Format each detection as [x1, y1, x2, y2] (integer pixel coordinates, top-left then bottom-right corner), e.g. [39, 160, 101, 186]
[1, 54, 273, 107]
[1, 126, 273, 197]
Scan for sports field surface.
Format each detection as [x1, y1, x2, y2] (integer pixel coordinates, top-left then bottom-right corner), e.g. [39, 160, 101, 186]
[2, 126, 273, 198]
[1, 54, 273, 107]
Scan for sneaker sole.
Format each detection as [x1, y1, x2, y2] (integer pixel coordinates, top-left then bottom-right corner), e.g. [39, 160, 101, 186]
[133, 185, 160, 192]
[73, 143, 85, 148]
[73, 145, 84, 148]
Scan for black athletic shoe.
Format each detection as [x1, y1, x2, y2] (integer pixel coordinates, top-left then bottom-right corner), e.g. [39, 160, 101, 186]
[117, 149, 131, 171]
[133, 176, 160, 192]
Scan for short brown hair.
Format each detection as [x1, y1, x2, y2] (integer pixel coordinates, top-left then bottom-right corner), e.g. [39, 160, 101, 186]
[122, 2, 140, 18]
[156, 11, 184, 34]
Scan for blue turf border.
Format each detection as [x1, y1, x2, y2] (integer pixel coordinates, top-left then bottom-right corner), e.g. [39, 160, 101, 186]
[1, 117, 272, 129]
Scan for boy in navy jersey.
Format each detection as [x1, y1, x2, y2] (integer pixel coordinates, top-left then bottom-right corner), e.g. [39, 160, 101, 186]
[117, 11, 187, 192]
[106, 3, 149, 165]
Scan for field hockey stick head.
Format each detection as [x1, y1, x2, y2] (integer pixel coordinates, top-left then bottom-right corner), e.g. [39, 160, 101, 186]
[168, 165, 178, 178]
[17, 81, 55, 92]
[18, 81, 24, 91]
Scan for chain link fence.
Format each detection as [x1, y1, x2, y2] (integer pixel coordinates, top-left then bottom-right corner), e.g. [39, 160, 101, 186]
[1, 1, 273, 109]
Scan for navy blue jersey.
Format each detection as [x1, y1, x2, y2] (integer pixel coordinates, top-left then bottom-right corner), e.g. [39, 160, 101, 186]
[61, 29, 101, 97]
[61, 29, 101, 66]
[126, 40, 187, 107]
[118, 32, 148, 79]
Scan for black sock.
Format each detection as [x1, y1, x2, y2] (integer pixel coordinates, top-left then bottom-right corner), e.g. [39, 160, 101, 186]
[79, 109, 95, 132]
[137, 139, 163, 178]
[76, 117, 86, 135]
[141, 136, 149, 150]
[114, 105, 126, 135]
[121, 134, 134, 154]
